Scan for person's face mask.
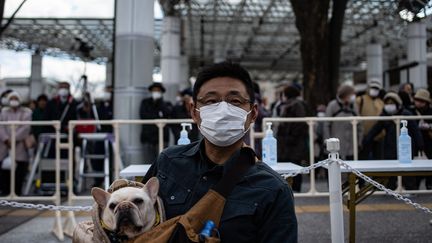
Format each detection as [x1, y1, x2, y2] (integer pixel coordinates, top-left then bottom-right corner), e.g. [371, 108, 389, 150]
[152, 91, 162, 100]
[369, 88, 379, 98]
[317, 112, 326, 117]
[384, 104, 397, 114]
[9, 100, 20, 108]
[58, 88, 69, 97]
[103, 92, 112, 101]
[350, 94, 356, 103]
[197, 101, 251, 147]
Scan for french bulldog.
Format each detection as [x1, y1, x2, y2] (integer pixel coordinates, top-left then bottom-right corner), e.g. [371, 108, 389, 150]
[91, 177, 160, 239]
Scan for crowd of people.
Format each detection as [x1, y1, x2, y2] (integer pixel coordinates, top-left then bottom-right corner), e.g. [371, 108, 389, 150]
[271, 80, 432, 192]
[0, 75, 431, 196]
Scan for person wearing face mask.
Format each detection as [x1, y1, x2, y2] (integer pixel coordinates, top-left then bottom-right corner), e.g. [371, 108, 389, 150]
[413, 89, 432, 189]
[276, 85, 308, 192]
[356, 79, 385, 162]
[324, 84, 363, 161]
[0, 91, 32, 196]
[44, 81, 78, 133]
[171, 88, 199, 143]
[362, 92, 424, 190]
[398, 82, 416, 114]
[0, 89, 13, 110]
[139, 82, 173, 163]
[142, 62, 297, 243]
[97, 86, 114, 133]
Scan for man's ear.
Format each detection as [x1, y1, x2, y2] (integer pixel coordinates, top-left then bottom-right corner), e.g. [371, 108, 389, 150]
[190, 101, 200, 124]
[91, 187, 111, 208]
[144, 177, 160, 203]
[250, 103, 258, 122]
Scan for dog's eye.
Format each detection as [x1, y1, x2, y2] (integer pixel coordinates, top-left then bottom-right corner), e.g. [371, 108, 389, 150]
[133, 198, 144, 205]
[109, 203, 116, 210]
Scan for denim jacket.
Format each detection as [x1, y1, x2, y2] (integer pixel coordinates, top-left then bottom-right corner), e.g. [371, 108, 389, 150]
[143, 140, 298, 243]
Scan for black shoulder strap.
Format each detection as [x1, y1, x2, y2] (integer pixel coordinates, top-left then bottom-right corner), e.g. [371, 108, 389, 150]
[212, 147, 255, 198]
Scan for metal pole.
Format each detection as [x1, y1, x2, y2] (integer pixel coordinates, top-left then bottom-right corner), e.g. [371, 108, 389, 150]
[113, 123, 120, 179]
[157, 122, 164, 153]
[352, 120, 358, 161]
[326, 138, 345, 243]
[308, 121, 316, 193]
[10, 124, 16, 197]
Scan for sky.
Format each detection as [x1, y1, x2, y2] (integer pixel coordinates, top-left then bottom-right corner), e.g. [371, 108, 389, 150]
[0, 0, 163, 90]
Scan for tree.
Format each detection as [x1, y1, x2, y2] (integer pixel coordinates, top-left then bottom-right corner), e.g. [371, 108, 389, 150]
[290, 0, 349, 109]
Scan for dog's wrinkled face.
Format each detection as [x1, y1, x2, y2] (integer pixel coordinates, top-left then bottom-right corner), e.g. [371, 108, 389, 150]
[91, 177, 159, 238]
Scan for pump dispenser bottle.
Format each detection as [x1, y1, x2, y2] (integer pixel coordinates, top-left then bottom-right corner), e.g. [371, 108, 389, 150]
[178, 123, 192, 145]
[399, 120, 412, 164]
[262, 122, 277, 165]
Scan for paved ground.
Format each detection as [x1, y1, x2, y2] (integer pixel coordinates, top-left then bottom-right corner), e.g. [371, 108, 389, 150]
[0, 194, 431, 243]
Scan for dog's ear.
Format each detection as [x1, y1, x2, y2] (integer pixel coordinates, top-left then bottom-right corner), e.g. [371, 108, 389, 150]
[144, 177, 159, 202]
[91, 187, 111, 208]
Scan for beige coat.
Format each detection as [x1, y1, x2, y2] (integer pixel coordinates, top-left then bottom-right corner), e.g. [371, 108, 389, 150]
[0, 107, 32, 162]
[356, 94, 385, 140]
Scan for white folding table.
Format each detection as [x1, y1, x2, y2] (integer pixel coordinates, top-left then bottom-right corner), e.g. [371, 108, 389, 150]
[338, 160, 432, 243]
[120, 162, 306, 179]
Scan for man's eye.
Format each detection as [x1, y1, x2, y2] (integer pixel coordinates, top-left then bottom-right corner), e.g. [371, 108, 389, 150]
[204, 99, 217, 105]
[229, 99, 242, 106]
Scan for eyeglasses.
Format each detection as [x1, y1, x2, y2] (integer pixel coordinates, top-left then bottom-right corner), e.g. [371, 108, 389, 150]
[197, 94, 251, 107]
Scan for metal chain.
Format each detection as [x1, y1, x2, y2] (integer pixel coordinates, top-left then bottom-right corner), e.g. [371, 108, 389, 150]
[0, 200, 93, 212]
[338, 160, 432, 215]
[281, 159, 330, 179]
[1, 158, 431, 215]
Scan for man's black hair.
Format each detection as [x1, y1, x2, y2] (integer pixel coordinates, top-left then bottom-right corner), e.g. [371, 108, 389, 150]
[193, 62, 255, 104]
[37, 94, 48, 102]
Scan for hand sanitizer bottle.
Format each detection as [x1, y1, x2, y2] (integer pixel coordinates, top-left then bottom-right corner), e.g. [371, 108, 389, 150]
[399, 120, 412, 164]
[262, 122, 277, 166]
[178, 123, 192, 145]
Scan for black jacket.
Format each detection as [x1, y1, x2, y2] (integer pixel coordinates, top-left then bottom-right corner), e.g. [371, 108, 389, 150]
[363, 109, 424, 159]
[139, 98, 173, 144]
[143, 141, 298, 243]
[44, 96, 78, 133]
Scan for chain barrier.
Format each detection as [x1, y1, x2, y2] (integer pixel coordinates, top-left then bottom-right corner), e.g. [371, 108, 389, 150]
[281, 159, 330, 179]
[0, 200, 92, 212]
[337, 159, 432, 215]
[0, 158, 431, 215]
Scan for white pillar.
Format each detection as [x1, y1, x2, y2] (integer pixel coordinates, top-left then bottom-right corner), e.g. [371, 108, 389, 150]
[161, 16, 181, 103]
[106, 61, 113, 86]
[366, 43, 383, 84]
[114, 0, 154, 164]
[407, 21, 427, 89]
[179, 55, 190, 89]
[399, 58, 408, 84]
[30, 53, 43, 99]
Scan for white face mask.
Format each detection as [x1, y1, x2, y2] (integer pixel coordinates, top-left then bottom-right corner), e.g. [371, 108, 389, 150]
[197, 101, 251, 147]
[152, 91, 162, 100]
[384, 104, 397, 114]
[58, 88, 69, 97]
[317, 112, 326, 117]
[103, 92, 112, 101]
[369, 88, 379, 98]
[350, 94, 356, 103]
[9, 100, 20, 108]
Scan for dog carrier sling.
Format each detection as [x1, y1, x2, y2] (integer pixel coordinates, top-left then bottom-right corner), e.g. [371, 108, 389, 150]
[130, 146, 256, 243]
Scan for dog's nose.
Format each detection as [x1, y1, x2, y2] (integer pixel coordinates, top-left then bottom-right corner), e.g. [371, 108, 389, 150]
[114, 201, 134, 214]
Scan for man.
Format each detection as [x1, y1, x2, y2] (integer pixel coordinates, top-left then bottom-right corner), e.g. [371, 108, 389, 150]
[139, 82, 173, 163]
[44, 82, 78, 133]
[356, 79, 385, 160]
[324, 84, 362, 161]
[276, 85, 308, 192]
[143, 62, 297, 242]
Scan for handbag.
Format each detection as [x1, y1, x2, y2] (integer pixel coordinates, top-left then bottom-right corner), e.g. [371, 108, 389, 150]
[1, 156, 11, 170]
